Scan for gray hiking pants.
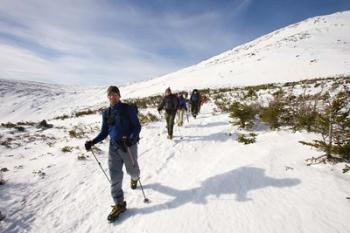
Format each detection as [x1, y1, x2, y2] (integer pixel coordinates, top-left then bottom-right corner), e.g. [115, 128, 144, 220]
[108, 141, 140, 204]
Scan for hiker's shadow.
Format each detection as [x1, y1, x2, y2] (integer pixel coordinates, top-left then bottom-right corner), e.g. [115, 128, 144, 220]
[0, 182, 34, 232]
[133, 167, 300, 215]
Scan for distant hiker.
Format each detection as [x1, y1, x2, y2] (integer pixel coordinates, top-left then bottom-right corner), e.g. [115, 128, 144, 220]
[190, 89, 201, 118]
[185, 93, 191, 117]
[199, 94, 206, 112]
[157, 87, 178, 139]
[0, 211, 5, 221]
[176, 92, 187, 126]
[0, 171, 4, 185]
[84, 86, 141, 222]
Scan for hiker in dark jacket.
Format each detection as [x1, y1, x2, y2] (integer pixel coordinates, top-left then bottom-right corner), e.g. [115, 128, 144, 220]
[84, 86, 141, 221]
[190, 89, 201, 118]
[158, 87, 178, 139]
[176, 92, 187, 126]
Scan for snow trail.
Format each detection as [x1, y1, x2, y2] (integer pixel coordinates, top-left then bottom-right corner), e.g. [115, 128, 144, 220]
[1, 102, 350, 233]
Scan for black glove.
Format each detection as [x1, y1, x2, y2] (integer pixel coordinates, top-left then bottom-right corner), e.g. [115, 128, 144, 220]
[119, 142, 127, 153]
[120, 137, 137, 148]
[85, 140, 93, 151]
[116, 137, 127, 152]
[126, 138, 135, 147]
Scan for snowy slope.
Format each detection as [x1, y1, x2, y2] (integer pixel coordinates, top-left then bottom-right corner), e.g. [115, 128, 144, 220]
[0, 79, 107, 122]
[1, 102, 350, 233]
[1, 11, 350, 123]
[122, 10, 350, 97]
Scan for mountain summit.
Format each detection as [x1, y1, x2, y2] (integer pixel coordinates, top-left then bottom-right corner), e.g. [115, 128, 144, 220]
[124, 11, 350, 98]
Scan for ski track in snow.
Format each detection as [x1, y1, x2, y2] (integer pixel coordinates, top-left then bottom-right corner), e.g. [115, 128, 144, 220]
[1, 103, 350, 233]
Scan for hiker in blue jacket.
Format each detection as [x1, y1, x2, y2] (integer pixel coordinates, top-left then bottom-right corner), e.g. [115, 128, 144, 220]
[190, 89, 201, 118]
[84, 86, 141, 221]
[176, 92, 187, 126]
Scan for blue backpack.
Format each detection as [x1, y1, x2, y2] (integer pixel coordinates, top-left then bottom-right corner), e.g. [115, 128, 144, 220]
[106, 103, 138, 126]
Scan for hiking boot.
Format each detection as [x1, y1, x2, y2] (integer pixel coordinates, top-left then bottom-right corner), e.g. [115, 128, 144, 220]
[130, 178, 139, 190]
[107, 201, 127, 222]
[167, 135, 173, 140]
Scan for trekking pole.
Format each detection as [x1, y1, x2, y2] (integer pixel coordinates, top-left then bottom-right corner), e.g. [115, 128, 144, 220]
[138, 179, 150, 203]
[124, 144, 150, 203]
[91, 148, 111, 184]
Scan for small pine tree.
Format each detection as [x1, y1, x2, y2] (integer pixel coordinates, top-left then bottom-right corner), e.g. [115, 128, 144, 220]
[259, 88, 289, 129]
[272, 88, 284, 99]
[293, 110, 318, 132]
[213, 94, 230, 112]
[291, 92, 321, 132]
[237, 133, 257, 144]
[244, 88, 258, 101]
[260, 100, 286, 129]
[229, 102, 258, 129]
[300, 91, 350, 160]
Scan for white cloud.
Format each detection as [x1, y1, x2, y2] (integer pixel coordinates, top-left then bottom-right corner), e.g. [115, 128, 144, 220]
[0, 0, 249, 85]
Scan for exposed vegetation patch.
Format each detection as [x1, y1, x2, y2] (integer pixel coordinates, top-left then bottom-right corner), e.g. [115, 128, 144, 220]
[77, 155, 88, 160]
[229, 102, 259, 129]
[62, 146, 74, 153]
[211, 76, 350, 163]
[32, 170, 46, 179]
[139, 112, 160, 125]
[237, 133, 257, 145]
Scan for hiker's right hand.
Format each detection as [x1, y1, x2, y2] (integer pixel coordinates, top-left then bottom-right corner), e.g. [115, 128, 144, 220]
[85, 140, 93, 151]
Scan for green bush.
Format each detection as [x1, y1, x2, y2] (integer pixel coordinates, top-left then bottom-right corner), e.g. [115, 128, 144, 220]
[139, 112, 159, 125]
[69, 129, 84, 138]
[62, 146, 74, 153]
[299, 91, 350, 160]
[213, 94, 230, 112]
[53, 114, 70, 120]
[244, 88, 258, 100]
[229, 102, 259, 129]
[260, 100, 286, 129]
[237, 133, 257, 144]
[75, 109, 97, 117]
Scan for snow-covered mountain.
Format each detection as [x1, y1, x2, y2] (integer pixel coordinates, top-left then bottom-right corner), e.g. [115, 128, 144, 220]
[123, 10, 350, 97]
[1, 11, 350, 123]
[0, 79, 107, 122]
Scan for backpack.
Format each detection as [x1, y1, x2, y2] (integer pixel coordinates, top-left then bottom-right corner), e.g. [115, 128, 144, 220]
[200, 95, 205, 105]
[191, 94, 199, 103]
[177, 96, 187, 110]
[106, 103, 138, 126]
[164, 95, 178, 111]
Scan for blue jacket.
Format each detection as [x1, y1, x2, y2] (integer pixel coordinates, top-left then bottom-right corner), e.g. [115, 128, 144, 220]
[177, 96, 187, 111]
[190, 93, 200, 104]
[92, 102, 141, 145]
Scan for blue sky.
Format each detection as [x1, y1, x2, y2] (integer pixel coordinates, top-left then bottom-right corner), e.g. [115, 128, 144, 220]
[0, 0, 349, 85]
